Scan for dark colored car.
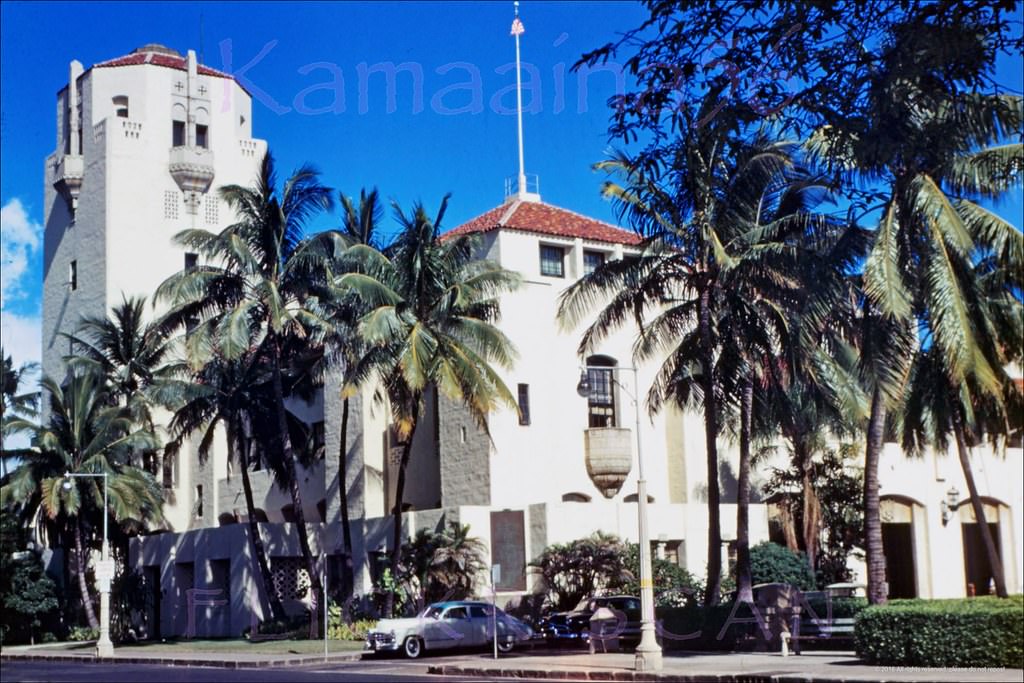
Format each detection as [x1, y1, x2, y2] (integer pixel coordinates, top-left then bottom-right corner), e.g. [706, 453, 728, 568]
[536, 595, 641, 646]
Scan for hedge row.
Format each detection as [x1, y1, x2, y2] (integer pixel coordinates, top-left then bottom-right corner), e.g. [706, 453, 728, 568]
[855, 596, 1024, 669]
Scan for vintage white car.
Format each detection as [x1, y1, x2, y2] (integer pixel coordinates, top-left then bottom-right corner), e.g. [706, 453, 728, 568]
[365, 600, 535, 658]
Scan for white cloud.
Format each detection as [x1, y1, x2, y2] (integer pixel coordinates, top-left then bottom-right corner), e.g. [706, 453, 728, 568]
[1, 198, 43, 308]
[0, 310, 41, 376]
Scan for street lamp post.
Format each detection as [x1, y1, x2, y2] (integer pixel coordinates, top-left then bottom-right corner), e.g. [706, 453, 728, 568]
[577, 366, 663, 672]
[63, 471, 114, 658]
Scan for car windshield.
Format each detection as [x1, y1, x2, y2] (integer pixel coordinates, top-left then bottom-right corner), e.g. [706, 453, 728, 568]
[419, 606, 444, 619]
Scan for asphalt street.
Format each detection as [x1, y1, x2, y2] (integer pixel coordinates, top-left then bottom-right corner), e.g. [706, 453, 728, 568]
[0, 656, 576, 683]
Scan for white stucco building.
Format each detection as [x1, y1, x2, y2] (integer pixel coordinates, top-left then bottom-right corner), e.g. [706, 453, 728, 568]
[40, 45, 1023, 640]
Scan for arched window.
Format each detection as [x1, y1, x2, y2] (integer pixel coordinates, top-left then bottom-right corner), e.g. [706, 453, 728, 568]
[252, 508, 269, 523]
[218, 512, 237, 526]
[194, 106, 210, 149]
[281, 504, 297, 523]
[585, 355, 617, 427]
[171, 103, 187, 147]
[112, 95, 129, 118]
[561, 492, 592, 503]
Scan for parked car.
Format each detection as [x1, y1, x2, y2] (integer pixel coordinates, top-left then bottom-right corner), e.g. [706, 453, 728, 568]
[536, 595, 641, 646]
[365, 600, 535, 658]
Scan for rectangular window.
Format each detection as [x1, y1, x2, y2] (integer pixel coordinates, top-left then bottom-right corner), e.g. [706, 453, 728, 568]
[184, 252, 198, 270]
[69, 260, 78, 290]
[195, 485, 204, 518]
[162, 451, 177, 488]
[539, 245, 565, 278]
[196, 124, 209, 149]
[587, 367, 616, 428]
[584, 250, 606, 275]
[517, 383, 531, 426]
[172, 120, 186, 147]
[112, 95, 129, 118]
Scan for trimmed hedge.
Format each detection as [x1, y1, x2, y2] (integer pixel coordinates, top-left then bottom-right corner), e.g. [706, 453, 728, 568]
[855, 596, 1024, 669]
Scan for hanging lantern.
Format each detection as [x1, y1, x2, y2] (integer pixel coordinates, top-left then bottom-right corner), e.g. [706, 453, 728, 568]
[583, 427, 633, 498]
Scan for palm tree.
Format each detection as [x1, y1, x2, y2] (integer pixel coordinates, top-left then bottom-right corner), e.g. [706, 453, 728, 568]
[321, 187, 386, 611]
[1, 348, 39, 478]
[900, 253, 1022, 598]
[429, 522, 488, 601]
[163, 352, 287, 621]
[807, 18, 1023, 603]
[339, 195, 520, 615]
[0, 370, 162, 629]
[558, 99, 858, 603]
[156, 151, 335, 594]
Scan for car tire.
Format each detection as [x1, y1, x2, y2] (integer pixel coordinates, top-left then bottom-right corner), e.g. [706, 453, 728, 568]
[497, 639, 514, 654]
[403, 636, 424, 659]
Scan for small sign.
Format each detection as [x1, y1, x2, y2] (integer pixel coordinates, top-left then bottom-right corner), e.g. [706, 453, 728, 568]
[491, 564, 501, 586]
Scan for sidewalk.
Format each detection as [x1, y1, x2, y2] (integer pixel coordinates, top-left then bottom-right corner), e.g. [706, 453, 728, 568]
[2, 643, 1019, 681]
[0, 641, 363, 669]
[426, 650, 1021, 683]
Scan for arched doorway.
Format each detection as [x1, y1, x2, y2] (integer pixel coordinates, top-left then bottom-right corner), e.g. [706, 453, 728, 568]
[959, 499, 1005, 596]
[880, 497, 924, 599]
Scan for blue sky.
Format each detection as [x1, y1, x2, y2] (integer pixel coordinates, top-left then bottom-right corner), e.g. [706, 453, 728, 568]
[1, 1, 1021, 375]
[0, 1, 647, 369]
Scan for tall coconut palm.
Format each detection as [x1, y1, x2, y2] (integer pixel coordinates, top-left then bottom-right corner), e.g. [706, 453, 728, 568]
[163, 352, 287, 621]
[0, 370, 162, 629]
[319, 187, 386, 611]
[155, 151, 335, 594]
[807, 18, 1023, 603]
[339, 195, 520, 616]
[558, 98, 856, 603]
[900, 253, 1022, 598]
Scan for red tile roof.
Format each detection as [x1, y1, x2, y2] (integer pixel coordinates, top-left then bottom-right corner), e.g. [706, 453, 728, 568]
[93, 51, 236, 81]
[444, 199, 642, 246]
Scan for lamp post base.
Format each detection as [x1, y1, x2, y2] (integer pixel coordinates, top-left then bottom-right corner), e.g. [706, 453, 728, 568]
[95, 639, 114, 658]
[634, 626, 663, 672]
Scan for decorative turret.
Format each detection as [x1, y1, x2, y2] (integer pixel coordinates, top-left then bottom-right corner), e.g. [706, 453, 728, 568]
[167, 49, 215, 214]
[53, 60, 85, 214]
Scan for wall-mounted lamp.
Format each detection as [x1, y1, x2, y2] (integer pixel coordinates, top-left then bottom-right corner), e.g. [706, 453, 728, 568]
[576, 370, 591, 398]
[940, 486, 960, 525]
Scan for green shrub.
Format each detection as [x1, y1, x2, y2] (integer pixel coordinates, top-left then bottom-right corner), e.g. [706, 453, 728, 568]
[856, 596, 1024, 669]
[749, 542, 816, 590]
[68, 626, 99, 642]
[614, 543, 703, 607]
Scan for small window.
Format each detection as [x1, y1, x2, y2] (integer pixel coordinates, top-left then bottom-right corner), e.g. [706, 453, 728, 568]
[195, 485, 203, 518]
[112, 95, 129, 118]
[539, 245, 565, 278]
[196, 124, 209, 149]
[517, 383, 531, 425]
[163, 450, 178, 488]
[624, 493, 656, 503]
[459, 426, 467, 443]
[184, 252, 198, 270]
[172, 120, 186, 147]
[584, 250, 605, 275]
[69, 260, 78, 290]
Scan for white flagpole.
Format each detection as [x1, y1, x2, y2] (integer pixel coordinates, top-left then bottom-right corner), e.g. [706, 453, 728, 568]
[514, 1, 526, 195]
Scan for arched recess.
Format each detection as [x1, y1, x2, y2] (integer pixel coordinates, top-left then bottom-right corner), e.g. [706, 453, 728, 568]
[281, 504, 297, 523]
[194, 106, 210, 148]
[252, 508, 269, 523]
[880, 495, 929, 599]
[623, 493, 655, 503]
[561, 492, 591, 503]
[218, 512, 237, 526]
[959, 497, 1014, 595]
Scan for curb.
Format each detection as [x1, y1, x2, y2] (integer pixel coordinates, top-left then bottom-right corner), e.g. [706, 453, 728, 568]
[425, 664, 868, 683]
[0, 651, 365, 669]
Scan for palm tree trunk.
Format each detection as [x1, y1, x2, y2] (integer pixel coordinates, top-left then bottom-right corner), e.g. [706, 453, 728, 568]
[952, 410, 1008, 598]
[797, 441, 821, 572]
[698, 289, 722, 606]
[864, 385, 887, 605]
[270, 334, 321, 609]
[696, 286, 720, 602]
[232, 416, 286, 622]
[735, 376, 754, 604]
[338, 397, 355, 618]
[74, 517, 100, 630]
[385, 416, 419, 618]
